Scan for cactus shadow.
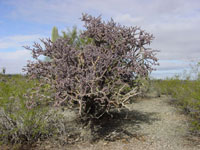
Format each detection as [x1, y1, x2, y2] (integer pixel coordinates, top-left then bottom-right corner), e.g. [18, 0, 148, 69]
[91, 109, 159, 141]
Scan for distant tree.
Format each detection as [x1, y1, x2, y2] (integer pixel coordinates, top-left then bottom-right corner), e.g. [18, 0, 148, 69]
[61, 26, 94, 47]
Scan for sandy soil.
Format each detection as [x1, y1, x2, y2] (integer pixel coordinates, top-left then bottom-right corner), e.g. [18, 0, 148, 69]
[32, 92, 200, 150]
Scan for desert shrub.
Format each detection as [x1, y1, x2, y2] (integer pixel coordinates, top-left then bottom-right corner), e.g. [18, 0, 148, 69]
[0, 75, 66, 144]
[24, 14, 158, 121]
[0, 97, 52, 144]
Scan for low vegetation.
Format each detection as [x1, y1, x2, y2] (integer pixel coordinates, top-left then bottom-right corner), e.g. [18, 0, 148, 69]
[0, 75, 57, 145]
[153, 64, 200, 135]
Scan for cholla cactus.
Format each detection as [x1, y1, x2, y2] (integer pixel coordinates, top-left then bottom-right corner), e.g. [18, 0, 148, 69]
[25, 14, 159, 120]
[51, 26, 59, 42]
[44, 26, 60, 61]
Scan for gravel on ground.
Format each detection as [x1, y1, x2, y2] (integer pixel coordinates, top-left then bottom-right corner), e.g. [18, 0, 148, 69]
[35, 93, 200, 150]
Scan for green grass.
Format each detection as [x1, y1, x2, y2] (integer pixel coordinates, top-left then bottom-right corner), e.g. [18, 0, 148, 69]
[0, 74, 32, 97]
[152, 77, 200, 134]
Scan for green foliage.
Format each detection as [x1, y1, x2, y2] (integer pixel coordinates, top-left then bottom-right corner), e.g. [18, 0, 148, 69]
[61, 26, 93, 47]
[62, 26, 78, 45]
[44, 56, 51, 62]
[0, 75, 64, 144]
[153, 73, 200, 134]
[45, 26, 93, 62]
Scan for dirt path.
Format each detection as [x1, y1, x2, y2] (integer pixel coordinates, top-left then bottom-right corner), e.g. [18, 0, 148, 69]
[122, 94, 199, 150]
[37, 94, 200, 150]
[60, 94, 199, 150]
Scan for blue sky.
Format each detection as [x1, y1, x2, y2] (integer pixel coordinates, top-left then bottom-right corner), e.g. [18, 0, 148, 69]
[0, 0, 200, 78]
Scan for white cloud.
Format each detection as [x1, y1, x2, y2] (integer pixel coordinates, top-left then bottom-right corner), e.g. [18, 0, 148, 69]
[6, 0, 83, 24]
[0, 35, 43, 50]
[0, 34, 45, 74]
[2, 0, 200, 77]
[149, 17, 200, 61]
[0, 50, 32, 74]
[155, 60, 190, 71]
[6, 0, 200, 58]
[114, 14, 144, 26]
